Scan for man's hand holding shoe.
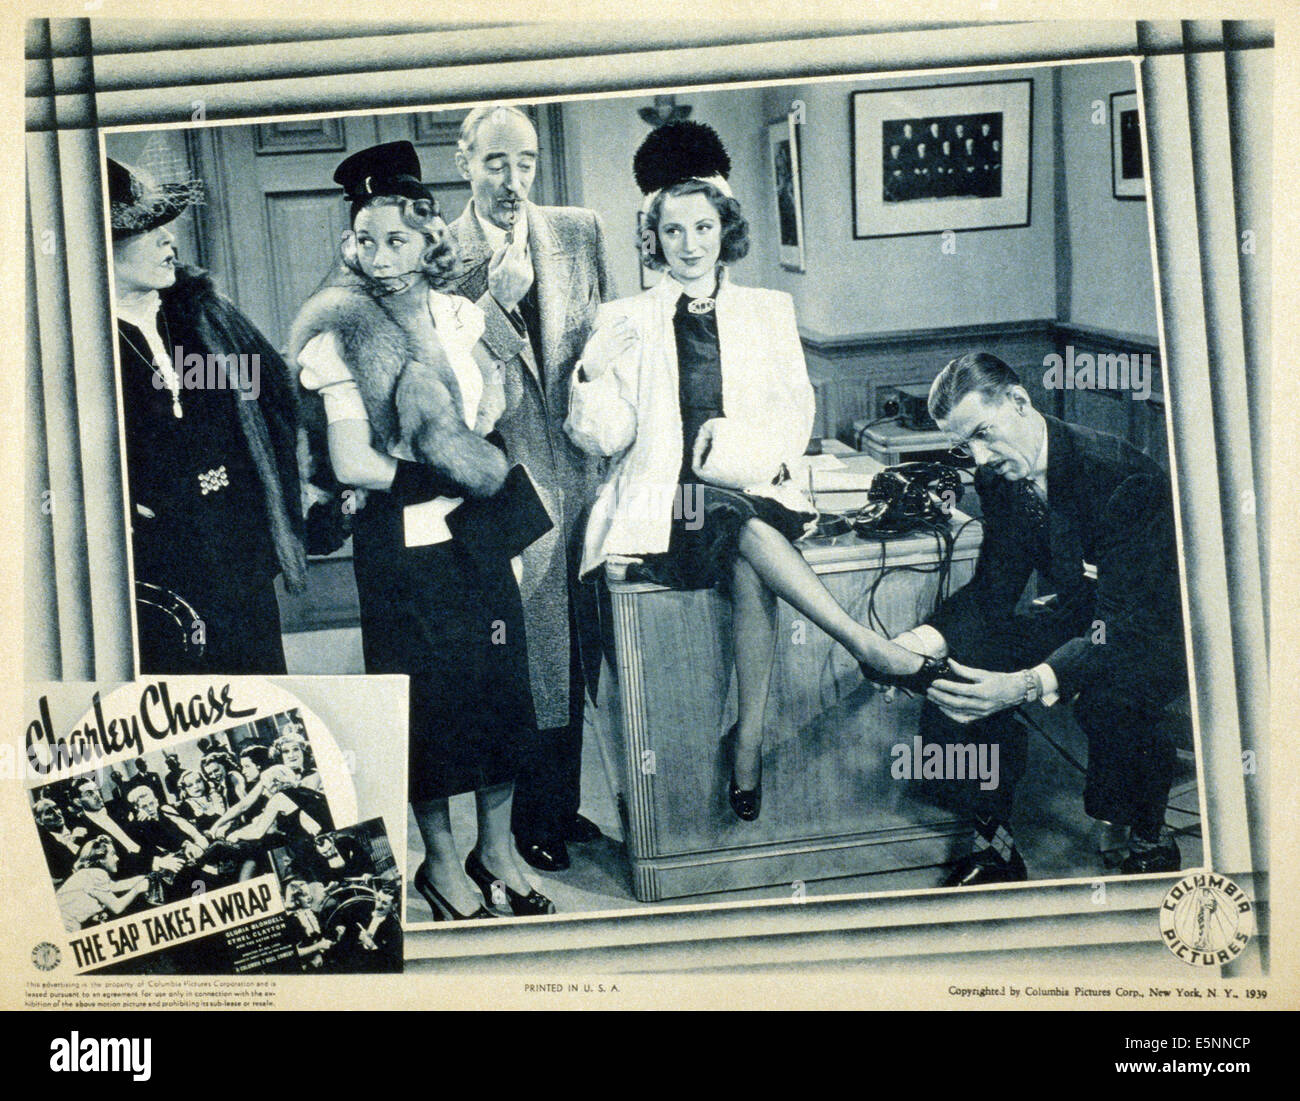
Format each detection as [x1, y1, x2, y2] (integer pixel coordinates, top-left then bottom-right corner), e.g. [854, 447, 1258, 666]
[928, 661, 1045, 724]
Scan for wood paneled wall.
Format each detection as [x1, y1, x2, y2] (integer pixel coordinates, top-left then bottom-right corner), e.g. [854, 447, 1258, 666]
[803, 319, 1168, 468]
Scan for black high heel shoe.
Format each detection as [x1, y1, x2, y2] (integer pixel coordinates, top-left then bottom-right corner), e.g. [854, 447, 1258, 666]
[413, 862, 497, 922]
[861, 654, 952, 696]
[726, 724, 762, 822]
[465, 851, 557, 917]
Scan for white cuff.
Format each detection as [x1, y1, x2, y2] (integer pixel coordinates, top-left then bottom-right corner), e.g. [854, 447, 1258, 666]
[318, 378, 368, 423]
[571, 359, 608, 389]
[1032, 663, 1060, 706]
[894, 625, 948, 659]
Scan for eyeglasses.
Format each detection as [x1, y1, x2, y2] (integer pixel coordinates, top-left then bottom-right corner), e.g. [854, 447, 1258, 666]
[944, 422, 994, 461]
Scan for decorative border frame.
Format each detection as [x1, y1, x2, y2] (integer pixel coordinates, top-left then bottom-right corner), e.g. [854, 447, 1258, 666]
[17, 18, 1272, 988]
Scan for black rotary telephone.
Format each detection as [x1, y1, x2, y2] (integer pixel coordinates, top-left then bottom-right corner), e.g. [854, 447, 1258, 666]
[852, 461, 964, 537]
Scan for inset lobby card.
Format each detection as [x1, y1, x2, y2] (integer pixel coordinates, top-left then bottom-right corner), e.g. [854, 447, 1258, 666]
[15, 678, 407, 976]
[29, 702, 337, 912]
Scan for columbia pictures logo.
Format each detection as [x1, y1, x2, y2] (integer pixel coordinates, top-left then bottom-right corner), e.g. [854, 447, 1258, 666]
[1159, 873, 1254, 966]
[31, 942, 61, 971]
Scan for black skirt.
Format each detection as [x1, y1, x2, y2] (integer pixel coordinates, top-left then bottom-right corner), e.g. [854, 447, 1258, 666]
[625, 483, 814, 592]
[351, 490, 534, 802]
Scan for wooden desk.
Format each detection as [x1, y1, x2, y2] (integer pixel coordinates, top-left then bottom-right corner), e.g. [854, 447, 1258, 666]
[601, 514, 983, 902]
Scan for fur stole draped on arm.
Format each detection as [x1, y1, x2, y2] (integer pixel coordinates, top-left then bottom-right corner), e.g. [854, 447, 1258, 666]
[287, 274, 507, 498]
[167, 266, 308, 593]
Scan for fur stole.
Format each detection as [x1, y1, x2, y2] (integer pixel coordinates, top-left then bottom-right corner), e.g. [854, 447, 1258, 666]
[288, 273, 507, 498]
[164, 266, 307, 593]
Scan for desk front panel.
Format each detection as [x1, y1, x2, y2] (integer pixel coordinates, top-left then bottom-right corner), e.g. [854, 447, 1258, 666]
[607, 528, 980, 900]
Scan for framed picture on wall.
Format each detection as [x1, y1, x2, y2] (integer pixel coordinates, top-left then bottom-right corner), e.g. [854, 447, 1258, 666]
[767, 113, 806, 271]
[1111, 90, 1146, 200]
[851, 78, 1032, 239]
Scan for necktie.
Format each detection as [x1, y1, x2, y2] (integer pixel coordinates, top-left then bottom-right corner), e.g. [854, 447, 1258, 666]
[1014, 477, 1050, 544]
[516, 284, 544, 387]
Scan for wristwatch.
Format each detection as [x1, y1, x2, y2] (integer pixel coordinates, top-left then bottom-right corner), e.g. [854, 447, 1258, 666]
[1021, 668, 1041, 704]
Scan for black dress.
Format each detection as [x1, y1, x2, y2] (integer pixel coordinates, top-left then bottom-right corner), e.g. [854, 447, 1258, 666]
[118, 309, 286, 674]
[626, 292, 813, 591]
[351, 464, 545, 802]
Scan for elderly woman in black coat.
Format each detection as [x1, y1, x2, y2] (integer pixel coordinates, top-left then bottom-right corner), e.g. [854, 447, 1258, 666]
[109, 157, 306, 673]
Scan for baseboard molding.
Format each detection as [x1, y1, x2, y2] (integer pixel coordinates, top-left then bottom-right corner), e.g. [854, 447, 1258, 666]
[801, 317, 1167, 445]
[800, 318, 1159, 365]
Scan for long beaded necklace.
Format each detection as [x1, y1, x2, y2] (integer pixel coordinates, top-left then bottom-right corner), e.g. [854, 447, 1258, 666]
[120, 307, 183, 419]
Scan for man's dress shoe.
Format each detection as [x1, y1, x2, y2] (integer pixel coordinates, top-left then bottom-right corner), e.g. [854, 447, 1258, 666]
[562, 814, 603, 843]
[942, 847, 1029, 887]
[515, 837, 570, 872]
[1120, 835, 1181, 875]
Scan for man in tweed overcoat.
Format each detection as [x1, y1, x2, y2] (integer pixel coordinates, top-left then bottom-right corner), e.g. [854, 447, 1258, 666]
[448, 104, 613, 871]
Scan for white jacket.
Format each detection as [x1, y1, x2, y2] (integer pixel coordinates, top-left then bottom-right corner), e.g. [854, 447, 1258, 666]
[566, 272, 816, 577]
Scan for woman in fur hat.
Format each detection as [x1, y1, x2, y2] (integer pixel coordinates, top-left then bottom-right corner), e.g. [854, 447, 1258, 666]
[567, 123, 951, 822]
[290, 141, 555, 921]
[110, 157, 306, 674]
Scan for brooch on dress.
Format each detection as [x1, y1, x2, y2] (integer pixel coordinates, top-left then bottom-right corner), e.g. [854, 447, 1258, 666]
[686, 297, 716, 315]
[198, 466, 229, 495]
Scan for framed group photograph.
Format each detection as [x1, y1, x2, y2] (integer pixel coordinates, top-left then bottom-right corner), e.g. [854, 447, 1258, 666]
[767, 112, 806, 272]
[851, 78, 1033, 239]
[1111, 90, 1146, 200]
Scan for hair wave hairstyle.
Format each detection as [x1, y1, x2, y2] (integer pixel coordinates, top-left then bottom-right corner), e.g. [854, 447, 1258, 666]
[341, 194, 459, 291]
[640, 178, 749, 271]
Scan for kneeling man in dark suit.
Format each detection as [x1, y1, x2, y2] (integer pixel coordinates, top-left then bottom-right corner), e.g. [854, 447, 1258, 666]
[896, 352, 1189, 885]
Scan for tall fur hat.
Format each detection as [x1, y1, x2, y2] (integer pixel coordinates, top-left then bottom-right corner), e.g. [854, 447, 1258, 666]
[633, 121, 734, 209]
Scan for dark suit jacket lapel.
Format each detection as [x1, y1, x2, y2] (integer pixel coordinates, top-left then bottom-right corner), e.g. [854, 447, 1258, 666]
[527, 202, 576, 392]
[1044, 414, 1086, 579]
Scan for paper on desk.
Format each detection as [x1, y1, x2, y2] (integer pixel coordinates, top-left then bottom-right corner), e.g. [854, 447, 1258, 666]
[813, 470, 878, 492]
[812, 455, 882, 492]
[805, 453, 848, 473]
